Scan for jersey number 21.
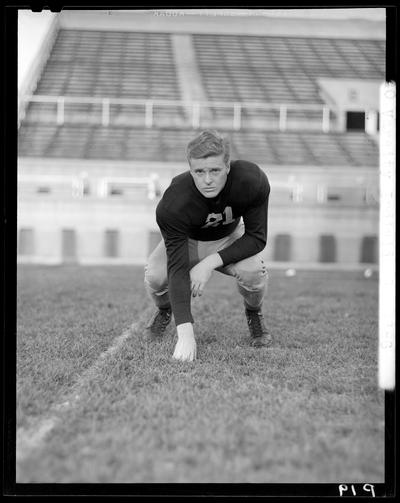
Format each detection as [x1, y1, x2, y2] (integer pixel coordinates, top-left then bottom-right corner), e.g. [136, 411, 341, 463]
[202, 206, 234, 228]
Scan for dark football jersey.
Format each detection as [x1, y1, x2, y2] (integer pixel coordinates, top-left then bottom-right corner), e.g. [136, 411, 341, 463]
[156, 160, 270, 326]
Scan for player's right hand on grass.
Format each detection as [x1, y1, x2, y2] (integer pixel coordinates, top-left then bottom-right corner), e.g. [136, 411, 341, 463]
[173, 322, 197, 361]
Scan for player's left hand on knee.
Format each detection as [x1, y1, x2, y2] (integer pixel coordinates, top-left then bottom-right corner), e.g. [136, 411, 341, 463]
[190, 261, 213, 297]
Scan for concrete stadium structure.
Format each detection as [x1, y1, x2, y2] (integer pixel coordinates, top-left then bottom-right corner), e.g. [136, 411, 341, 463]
[17, 10, 384, 267]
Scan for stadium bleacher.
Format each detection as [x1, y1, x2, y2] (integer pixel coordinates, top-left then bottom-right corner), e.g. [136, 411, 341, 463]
[192, 34, 383, 127]
[192, 34, 384, 101]
[36, 30, 180, 99]
[27, 30, 185, 126]
[19, 28, 384, 167]
[18, 123, 379, 167]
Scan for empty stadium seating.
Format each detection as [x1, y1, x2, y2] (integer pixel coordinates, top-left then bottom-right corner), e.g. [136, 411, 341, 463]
[21, 29, 385, 131]
[18, 122, 378, 167]
[36, 30, 180, 99]
[193, 34, 384, 103]
[18, 29, 382, 168]
[27, 30, 185, 126]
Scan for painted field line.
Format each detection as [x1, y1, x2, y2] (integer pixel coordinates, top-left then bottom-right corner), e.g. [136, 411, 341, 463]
[16, 318, 144, 467]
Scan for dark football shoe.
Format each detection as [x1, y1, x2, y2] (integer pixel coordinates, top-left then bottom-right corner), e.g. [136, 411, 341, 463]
[146, 307, 172, 337]
[245, 309, 273, 347]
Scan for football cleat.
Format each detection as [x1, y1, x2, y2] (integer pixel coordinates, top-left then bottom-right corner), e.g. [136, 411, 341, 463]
[146, 307, 172, 337]
[245, 309, 273, 347]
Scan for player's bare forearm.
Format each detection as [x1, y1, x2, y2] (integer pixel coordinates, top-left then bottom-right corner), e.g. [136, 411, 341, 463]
[189, 253, 223, 297]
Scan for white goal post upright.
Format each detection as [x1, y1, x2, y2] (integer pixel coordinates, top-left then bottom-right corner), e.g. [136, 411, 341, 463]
[378, 82, 396, 390]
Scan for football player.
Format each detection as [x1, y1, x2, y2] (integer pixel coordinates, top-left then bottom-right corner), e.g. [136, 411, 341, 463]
[144, 129, 272, 361]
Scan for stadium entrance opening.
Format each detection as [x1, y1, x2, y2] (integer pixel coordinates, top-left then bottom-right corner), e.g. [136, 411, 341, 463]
[346, 111, 366, 131]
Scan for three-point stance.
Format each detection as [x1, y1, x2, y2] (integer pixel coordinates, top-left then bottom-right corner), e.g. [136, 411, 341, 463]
[144, 130, 272, 361]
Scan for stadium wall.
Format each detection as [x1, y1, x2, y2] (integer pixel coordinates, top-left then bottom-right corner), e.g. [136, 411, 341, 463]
[17, 198, 379, 267]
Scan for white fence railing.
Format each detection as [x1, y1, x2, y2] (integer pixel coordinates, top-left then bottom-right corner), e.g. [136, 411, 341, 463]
[271, 181, 379, 205]
[19, 95, 335, 132]
[18, 173, 160, 200]
[98, 174, 160, 199]
[18, 172, 378, 206]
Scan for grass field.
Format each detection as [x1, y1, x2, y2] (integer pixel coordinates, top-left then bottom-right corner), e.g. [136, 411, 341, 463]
[16, 264, 384, 483]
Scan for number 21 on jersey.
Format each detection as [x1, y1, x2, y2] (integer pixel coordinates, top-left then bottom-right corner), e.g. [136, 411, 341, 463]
[202, 206, 235, 228]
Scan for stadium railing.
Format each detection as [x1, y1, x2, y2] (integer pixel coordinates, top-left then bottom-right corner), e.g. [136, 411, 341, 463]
[18, 173, 160, 200]
[18, 171, 378, 207]
[20, 95, 336, 132]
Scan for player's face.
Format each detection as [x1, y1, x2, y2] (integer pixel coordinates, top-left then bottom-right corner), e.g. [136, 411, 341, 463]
[189, 154, 230, 198]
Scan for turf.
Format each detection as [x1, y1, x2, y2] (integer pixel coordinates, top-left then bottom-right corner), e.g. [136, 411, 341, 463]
[16, 265, 384, 483]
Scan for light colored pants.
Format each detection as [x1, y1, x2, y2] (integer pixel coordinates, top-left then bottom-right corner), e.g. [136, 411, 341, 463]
[144, 221, 268, 313]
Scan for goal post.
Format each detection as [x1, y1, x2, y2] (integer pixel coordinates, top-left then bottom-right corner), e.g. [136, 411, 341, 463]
[378, 81, 396, 390]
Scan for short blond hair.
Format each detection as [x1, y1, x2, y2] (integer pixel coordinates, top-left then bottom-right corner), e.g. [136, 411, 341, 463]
[186, 129, 230, 166]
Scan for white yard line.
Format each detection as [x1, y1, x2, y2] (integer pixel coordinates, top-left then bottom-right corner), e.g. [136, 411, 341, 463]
[16, 321, 140, 468]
